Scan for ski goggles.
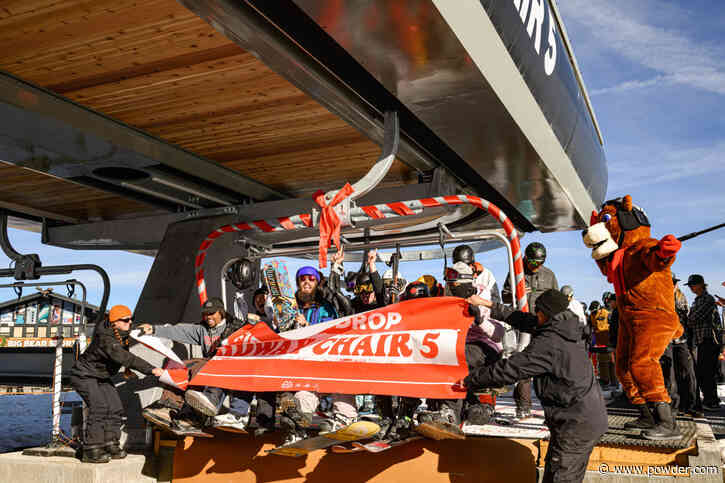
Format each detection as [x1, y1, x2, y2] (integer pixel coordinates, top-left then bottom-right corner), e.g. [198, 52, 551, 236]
[444, 267, 474, 282]
[354, 282, 374, 294]
[526, 258, 544, 267]
[298, 274, 318, 283]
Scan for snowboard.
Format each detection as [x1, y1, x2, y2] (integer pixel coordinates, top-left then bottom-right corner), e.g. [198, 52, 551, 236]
[351, 435, 422, 453]
[262, 260, 299, 332]
[143, 406, 213, 438]
[214, 424, 249, 435]
[414, 420, 465, 441]
[268, 420, 380, 457]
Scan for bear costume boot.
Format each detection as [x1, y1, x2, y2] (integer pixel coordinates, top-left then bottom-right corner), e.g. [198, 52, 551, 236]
[642, 402, 681, 441]
[623, 403, 655, 430]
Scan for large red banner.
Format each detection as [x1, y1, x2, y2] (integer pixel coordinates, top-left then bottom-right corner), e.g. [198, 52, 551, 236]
[189, 297, 472, 399]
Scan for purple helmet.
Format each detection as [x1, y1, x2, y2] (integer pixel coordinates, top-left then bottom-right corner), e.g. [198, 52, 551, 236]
[296, 266, 320, 281]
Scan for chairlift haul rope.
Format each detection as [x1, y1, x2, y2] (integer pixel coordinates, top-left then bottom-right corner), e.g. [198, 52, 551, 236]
[194, 195, 529, 313]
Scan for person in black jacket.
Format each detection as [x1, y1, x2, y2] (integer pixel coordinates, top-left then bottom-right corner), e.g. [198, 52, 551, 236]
[70, 305, 164, 463]
[465, 289, 608, 483]
[351, 249, 386, 313]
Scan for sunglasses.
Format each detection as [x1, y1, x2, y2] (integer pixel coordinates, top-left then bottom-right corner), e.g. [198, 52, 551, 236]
[298, 275, 318, 283]
[444, 267, 474, 282]
[116, 317, 132, 323]
[355, 283, 374, 294]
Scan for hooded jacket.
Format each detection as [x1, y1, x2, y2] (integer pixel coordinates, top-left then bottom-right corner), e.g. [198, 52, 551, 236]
[464, 304, 608, 440]
[71, 320, 155, 379]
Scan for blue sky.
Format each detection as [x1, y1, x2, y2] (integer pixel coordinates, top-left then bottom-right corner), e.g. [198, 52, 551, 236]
[0, 0, 723, 314]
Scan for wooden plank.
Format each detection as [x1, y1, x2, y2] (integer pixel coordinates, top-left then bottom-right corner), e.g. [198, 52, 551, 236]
[0, 0, 416, 222]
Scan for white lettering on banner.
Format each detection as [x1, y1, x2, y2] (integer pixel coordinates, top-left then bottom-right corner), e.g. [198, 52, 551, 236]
[334, 312, 403, 331]
[216, 329, 459, 366]
[514, 0, 557, 76]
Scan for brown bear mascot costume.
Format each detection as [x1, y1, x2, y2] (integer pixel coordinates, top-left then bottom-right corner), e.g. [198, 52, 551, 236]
[583, 195, 683, 440]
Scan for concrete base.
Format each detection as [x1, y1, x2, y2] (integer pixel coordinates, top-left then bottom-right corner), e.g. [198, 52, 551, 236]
[0, 451, 156, 483]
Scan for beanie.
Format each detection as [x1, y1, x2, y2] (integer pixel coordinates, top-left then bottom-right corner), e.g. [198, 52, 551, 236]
[534, 289, 569, 318]
[109, 305, 132, 322]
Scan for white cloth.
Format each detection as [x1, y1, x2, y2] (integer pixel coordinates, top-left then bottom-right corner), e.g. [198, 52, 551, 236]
[568, 298, 587, 325]
[233, 292, 249, 321]
[473, 267, 497, 323]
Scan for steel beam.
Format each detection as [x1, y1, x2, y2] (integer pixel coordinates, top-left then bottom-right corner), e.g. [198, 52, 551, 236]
[44, 181, 466, 251]
[0, 71, 286, 204]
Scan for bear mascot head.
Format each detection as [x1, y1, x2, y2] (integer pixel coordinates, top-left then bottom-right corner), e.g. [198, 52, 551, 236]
[582, 195, 652, 274]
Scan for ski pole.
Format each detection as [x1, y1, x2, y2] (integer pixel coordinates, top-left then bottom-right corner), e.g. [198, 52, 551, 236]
[677, 222, 725, 242]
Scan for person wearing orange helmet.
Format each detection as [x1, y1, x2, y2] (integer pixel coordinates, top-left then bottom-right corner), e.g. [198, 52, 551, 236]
[70, 305, 164, 463]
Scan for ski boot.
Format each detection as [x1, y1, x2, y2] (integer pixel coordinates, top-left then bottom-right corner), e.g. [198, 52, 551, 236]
[515, 405, 532, 420]
[212, 412, 250, 432]
[464, 403, 495, 426]
[170, 403, 208, 431]
[184, 389, 219, 417]
[416, 404, 465, 440]
[319, 411, 356, 434]
[81, 445, 110, 464]
[642, 402, 682, 441]
[104, 442, 127, 460]
[278, 393, 313, 443]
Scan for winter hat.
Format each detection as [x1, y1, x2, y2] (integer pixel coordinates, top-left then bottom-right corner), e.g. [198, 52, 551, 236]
[109, 305, 132, 322]
[534, 289, 569, 318]
[201, 297, 225, 315]
[296, 266, 320, 281]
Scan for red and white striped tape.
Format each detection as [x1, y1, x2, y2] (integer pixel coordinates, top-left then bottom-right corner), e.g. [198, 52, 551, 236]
[194, 195, 528, 313]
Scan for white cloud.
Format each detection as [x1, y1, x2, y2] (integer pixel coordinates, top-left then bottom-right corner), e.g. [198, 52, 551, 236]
[608, 141, 725, 189]
[559, 0, 725, 95]
[589, 76, 671, 96]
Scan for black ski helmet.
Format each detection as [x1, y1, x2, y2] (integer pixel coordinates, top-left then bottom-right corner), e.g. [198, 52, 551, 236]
[401, 281, 430, 300]
[452, 245, 475, 265]
[355, 272, 372, 286]
[227, 258, 257, 290]
[602, 291, 613, 304]
[524, 242, 546, 263]
[589, 301, 600, 311]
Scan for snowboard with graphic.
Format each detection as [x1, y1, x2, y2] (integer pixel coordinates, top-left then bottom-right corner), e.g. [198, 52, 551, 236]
[262, 260, 299, 332]
[268, 420, 380, 457]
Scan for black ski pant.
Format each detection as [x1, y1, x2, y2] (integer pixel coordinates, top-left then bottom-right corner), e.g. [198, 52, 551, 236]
[203, 387, 277, 428]
[542, 431, 598, 483]
[660, 343, 679, 410]
[70, 375, 124, 448]
[436, 343, 500, 421]
[672, 342, 698, 412]
[694, 339, 720, 407]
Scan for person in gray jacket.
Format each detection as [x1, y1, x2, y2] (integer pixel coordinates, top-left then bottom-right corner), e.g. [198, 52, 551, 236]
[139, 297, 276, 432]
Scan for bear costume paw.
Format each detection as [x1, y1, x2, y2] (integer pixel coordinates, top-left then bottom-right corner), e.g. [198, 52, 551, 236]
[656, 234, 681, 259]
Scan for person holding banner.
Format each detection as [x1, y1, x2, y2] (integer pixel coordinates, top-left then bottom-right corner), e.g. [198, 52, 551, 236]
[279, 265, 359, 444]
[70, 305, 164, 463]
[139, 297, 277, 433]
[464, 289, 607, 483]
